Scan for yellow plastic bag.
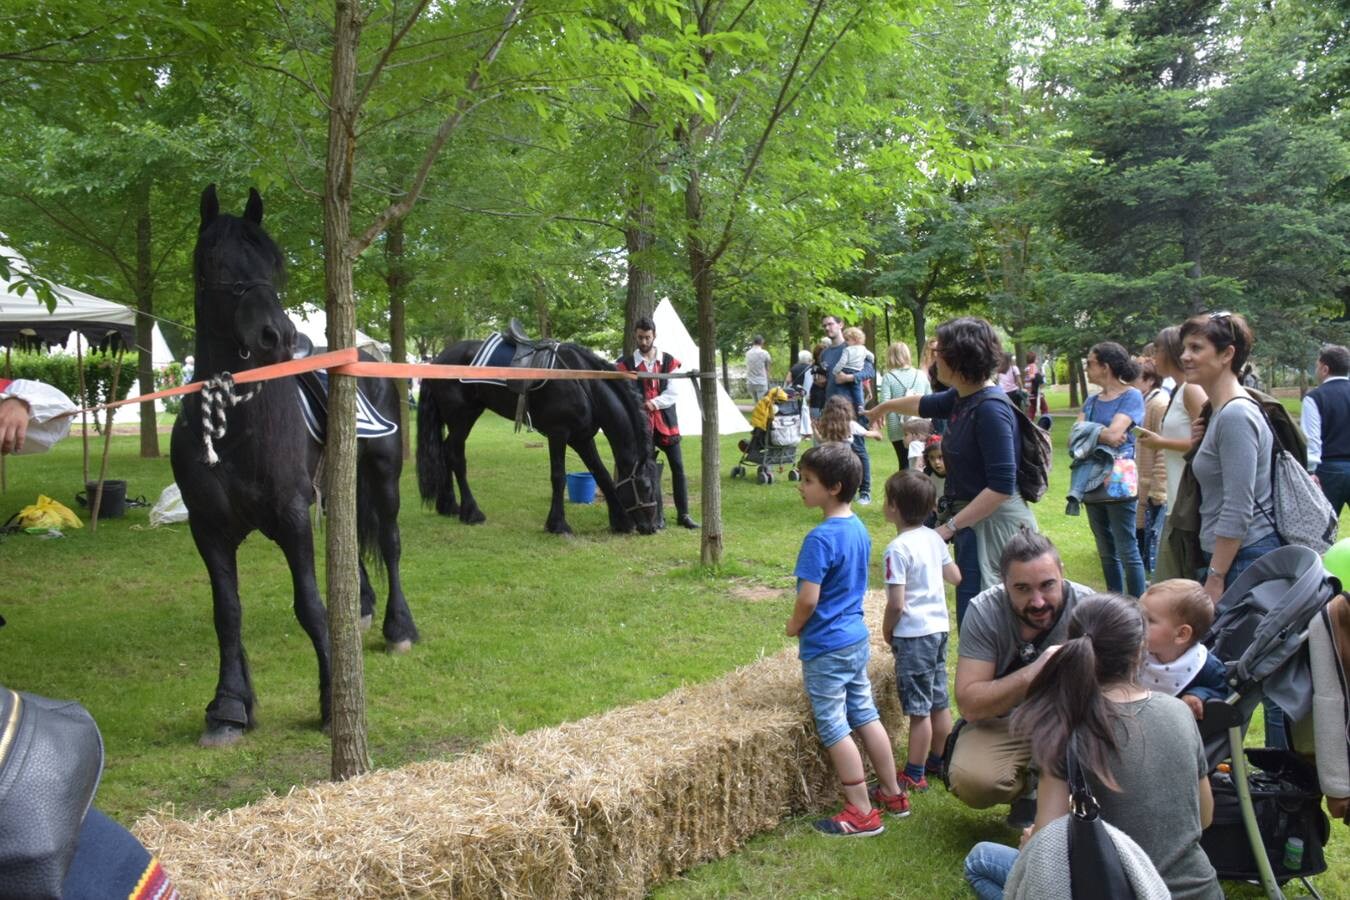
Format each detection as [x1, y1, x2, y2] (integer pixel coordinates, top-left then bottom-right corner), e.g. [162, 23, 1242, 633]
[16, 495, 84, 531]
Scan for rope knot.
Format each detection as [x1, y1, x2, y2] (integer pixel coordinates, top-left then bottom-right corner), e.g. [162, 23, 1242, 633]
[201, 373, 259, 466]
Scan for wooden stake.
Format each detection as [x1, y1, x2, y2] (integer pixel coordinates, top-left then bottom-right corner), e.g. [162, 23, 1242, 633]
[76, 334, 89, 483]
[90, 353, 122, 531]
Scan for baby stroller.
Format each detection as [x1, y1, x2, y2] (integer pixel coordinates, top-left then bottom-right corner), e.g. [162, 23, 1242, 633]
[1196, 545, 1340, 899]
[732, 386, 804, 485]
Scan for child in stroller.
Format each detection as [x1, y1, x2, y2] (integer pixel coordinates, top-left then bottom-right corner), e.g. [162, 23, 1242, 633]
[732, 385, 808, 484]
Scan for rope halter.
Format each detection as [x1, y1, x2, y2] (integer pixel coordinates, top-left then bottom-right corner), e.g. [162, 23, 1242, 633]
[200, 372, 259, 466]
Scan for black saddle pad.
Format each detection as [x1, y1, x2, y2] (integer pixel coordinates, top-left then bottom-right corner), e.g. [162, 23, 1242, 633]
[296, 370, 399, 444]
[463, 332, 558, 392]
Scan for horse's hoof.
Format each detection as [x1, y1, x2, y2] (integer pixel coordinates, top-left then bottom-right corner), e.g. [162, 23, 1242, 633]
[199, 724, 246, 748]
[461, 509, 486, 525]
[359, 614, 373, 632]
[386, 639, 413, 654]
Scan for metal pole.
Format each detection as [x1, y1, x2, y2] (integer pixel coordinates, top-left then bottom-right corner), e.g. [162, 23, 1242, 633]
[1228, 724, 1285, 899]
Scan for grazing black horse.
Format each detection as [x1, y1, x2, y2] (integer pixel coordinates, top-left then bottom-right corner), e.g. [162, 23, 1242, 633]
[170, 184, 417, 747]
[416, 340, 662, 535]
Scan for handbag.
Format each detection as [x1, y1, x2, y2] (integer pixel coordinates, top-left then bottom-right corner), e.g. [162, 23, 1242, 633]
[1083, 457, 1139, 504]
[1239, 396, 1337, 552]
[0, 687, 105, 899]
[1066, 736, 1134, 900]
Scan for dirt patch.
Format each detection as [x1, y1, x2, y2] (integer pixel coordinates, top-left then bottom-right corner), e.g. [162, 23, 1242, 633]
[729, 582, 788, 603]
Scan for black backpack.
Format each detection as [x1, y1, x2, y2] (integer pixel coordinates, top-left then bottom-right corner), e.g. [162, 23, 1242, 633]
[978, 390, 1053, 503]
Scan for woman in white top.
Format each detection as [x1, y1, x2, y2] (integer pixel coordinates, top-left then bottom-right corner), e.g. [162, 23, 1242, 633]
[1136, 326, 1208, 582]
[876, 342, 930, 471]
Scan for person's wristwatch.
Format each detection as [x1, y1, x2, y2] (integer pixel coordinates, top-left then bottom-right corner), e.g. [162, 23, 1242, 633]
[1206, 566, 1227, 581]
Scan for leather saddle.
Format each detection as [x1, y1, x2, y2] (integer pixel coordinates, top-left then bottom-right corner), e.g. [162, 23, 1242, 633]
[502, 318, 561, 396]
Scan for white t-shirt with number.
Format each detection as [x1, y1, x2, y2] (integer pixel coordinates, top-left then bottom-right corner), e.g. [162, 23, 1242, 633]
[882, 526, 952, 638]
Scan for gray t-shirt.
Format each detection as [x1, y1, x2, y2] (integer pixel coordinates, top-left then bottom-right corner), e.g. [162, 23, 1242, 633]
[1191, 396, 1275, 553]
[958, 580, 1093, 677]
[1090, 694, 1223, 900]
[745, 346, 771, 384]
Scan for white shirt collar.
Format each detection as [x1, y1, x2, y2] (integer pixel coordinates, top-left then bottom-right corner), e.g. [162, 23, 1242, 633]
[634, 347, 661, 369]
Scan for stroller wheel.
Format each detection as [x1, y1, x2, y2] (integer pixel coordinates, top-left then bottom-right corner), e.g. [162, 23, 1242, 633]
[766, 471, 775, 484]
[731, 465, 744, 478]
[756, 468, 770, 485]
[787, 469, 800, 482]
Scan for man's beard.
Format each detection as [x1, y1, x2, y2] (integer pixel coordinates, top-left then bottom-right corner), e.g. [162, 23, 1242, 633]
[1015, 584, 1065, 633]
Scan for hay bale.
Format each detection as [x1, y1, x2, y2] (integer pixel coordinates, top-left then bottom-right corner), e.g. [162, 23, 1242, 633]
[481, 591, 908, 898]
[133, 756, 574, 899]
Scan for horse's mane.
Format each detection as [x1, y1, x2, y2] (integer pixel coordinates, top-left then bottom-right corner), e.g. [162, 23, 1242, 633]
[195, 215, 288, 290]
[557, 342, 654, 452]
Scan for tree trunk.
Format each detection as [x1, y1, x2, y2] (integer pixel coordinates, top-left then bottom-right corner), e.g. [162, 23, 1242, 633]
[720, 347, 729, 393]
[532, 274, 552, 338]
[384, 217, 411, 461]
[910, 299, 926, 360]
[323, 0, 370, 781]
[134, 183, 158, 458]
[685, 166, 722, 567]
[1068, 354, 1082, 408]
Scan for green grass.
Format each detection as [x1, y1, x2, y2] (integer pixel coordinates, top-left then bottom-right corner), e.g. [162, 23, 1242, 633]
[1, 413, 1345, 897]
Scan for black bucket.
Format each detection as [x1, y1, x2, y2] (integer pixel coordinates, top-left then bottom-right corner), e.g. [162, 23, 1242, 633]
[75, 480, 128, 519]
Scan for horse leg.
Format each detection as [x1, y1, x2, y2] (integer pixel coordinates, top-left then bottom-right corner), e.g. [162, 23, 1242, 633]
[274, 507, 332, 733]
[545, 432, 574, 534]
[359, 560, 376, 632]
[189, 523, 254, 747]
[450, 409, 487, 524]
[574, 436, 635, 534]
[362, 444, 418, 652]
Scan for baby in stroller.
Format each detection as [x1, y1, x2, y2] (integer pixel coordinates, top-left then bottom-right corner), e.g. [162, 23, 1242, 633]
[1140, 579, 1228, 720]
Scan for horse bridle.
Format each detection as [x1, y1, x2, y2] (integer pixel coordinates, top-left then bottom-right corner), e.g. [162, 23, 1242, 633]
[613, 458, 659, 517]
[200, 278, 281, 361]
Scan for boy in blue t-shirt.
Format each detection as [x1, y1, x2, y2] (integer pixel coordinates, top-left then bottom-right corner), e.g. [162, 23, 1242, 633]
[789, 442, 909, 836]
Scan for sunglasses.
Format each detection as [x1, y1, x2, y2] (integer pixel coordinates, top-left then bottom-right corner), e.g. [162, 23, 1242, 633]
[1208, 310, 1239, 342]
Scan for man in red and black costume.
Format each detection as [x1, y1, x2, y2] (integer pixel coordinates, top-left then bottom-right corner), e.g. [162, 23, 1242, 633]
[617, 317, 698, 530]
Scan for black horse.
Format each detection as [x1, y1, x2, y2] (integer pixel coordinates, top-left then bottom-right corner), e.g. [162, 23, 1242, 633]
[416, 340, 662, 535]
[170, 184, 417, 747]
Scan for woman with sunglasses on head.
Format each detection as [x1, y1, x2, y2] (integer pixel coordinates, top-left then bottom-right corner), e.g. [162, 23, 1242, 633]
[1180, 311, 1288, 748]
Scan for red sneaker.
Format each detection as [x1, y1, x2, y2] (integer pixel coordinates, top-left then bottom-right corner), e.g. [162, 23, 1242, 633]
[897, 772, 929, 792]
[813, 802, 884, 836]
[868, 783, 912, 817]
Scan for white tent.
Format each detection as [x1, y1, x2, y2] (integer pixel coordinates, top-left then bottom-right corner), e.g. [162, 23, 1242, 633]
[0, 244, 136, 350]
[291, 304, 390, 361]
[650, 298, 749, 436]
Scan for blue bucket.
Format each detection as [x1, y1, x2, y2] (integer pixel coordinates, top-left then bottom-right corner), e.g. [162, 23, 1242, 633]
[566, 472, 597, 504]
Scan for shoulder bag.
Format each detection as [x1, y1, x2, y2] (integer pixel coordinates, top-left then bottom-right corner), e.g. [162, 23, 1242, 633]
[1066, 735, 1135, 899]
[1237, 396, 1337, 552]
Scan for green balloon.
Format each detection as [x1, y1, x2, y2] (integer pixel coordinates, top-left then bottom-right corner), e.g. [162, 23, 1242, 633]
[1324, 538, 1350, 586]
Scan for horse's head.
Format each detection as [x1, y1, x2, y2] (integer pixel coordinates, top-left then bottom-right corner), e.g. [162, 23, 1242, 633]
[194, 184, 297, 368]
[614, 453, 663, 535]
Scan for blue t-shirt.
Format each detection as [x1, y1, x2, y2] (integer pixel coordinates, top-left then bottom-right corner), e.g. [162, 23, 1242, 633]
[1084, 388, 1146, 458]
[918, 386, 1018, 499]
[793, 514, 871, 660]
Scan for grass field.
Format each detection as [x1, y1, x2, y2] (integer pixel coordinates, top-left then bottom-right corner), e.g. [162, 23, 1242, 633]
[1, 403, 1345, 897]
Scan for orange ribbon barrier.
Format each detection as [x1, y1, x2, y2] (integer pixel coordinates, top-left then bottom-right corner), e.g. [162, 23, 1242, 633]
[62, 347, 701, 419]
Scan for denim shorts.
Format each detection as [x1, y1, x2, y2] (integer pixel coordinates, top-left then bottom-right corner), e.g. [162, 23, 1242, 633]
[892, 632, 950, 716]
[801, 637, 879, 747]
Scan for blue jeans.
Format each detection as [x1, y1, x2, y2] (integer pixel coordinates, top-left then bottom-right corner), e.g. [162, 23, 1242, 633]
[964, 841, 1018, 900]
[1086, 499, 1148, 597]
[1317, 459, 1350, 518]
[801, 637, 879, 747]
[851, 427, 871, 497]
[1136, 500, 1166, 575]
[953, 527, 981, 632]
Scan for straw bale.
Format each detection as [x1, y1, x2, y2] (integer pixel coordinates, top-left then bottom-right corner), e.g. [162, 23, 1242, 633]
[480, 592, 908, 898]
[133, 756, 574, 899]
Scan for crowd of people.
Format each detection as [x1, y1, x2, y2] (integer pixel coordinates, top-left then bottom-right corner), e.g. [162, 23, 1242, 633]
[770, 309, 1350, 895]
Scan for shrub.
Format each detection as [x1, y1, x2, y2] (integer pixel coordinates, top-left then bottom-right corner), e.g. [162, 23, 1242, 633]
[155, 361, 184, 415]
[6, 350, 136, 423]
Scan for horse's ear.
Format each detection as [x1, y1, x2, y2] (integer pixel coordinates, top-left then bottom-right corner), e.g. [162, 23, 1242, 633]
[244, 188, 263, 225]
[200, 184, 219, 232]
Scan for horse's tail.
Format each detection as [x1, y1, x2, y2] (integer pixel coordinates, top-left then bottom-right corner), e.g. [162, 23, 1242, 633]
[416, 380, 447, 508]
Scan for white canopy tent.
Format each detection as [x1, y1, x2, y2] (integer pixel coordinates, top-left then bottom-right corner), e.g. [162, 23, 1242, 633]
[650, 298, 749, 436]
[0, 244, 136, 351]
[291, 304, 390, 361]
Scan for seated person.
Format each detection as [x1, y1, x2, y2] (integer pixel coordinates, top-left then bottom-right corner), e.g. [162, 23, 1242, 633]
[949, 530, 1093, 823]
[1139, 579, 1226, 719]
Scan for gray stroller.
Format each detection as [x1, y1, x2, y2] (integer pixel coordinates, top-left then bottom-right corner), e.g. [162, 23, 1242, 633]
[1197, 545, 1340, 899]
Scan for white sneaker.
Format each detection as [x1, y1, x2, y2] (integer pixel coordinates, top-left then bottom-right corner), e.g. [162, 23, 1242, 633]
[857, 493, 872, 506]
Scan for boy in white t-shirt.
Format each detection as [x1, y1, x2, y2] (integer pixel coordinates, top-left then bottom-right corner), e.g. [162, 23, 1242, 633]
[881, 469, 962, 792]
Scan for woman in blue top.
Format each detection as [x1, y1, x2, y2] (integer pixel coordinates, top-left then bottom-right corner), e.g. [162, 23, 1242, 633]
[866, 317, 1038, 595]
[1079, 341, 1148, 597]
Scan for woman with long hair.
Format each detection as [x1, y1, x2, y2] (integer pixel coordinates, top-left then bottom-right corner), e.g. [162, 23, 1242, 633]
[1078, 341, 1148, 597]
[877, 341, 930, 470]
[963, 593, 1220, 899]
[1136, 326, 1208, 581]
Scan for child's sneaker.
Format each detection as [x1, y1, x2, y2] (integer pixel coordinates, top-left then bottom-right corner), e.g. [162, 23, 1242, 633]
[868, 784, 912, 817]
[924, 758, 944, 777]
[897, 772, 929, 792]
[813, 802, 884, 836]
